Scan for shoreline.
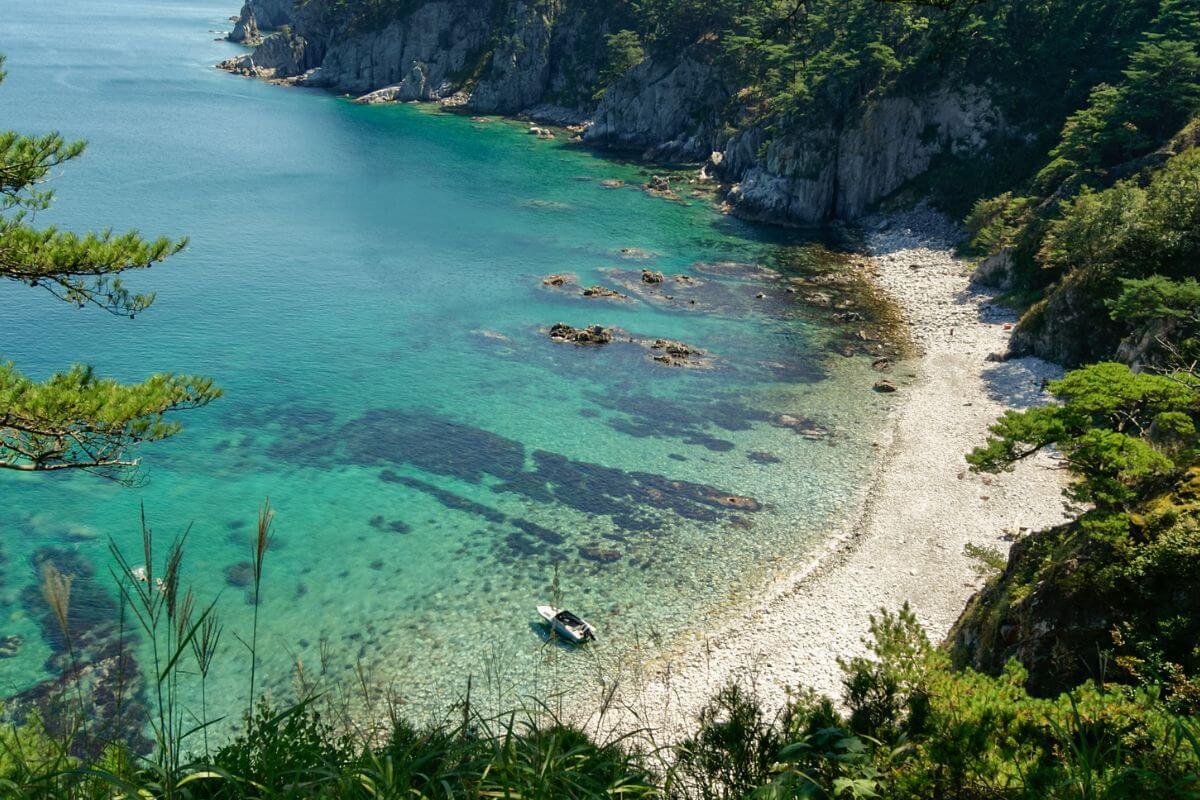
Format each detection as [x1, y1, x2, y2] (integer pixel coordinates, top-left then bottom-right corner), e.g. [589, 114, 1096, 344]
[597, 205, 1073, 742]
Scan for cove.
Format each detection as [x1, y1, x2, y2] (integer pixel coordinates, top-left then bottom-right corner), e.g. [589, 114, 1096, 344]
[0, 0, 898, 733]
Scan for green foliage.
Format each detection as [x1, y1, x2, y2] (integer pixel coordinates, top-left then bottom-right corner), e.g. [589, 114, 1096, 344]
[1009, 145, 1200, 364]
[2, 587, 1197, 798]
[673, 683, 787, 799]
[4, 518, 1194, 799]
[728, 606, 1200, 799]
[961, 1, 1200, 363]
[963, 541, 1007, 577]
[953, 483, 1200, 712]
[0, 56, 217, 479]
[1111, 276, 1200, 364]
[594, 29, 645, 100]
[969, 362, 1198, 512]
[0, 363, 219, 479]
[967, 354, 1200, 706]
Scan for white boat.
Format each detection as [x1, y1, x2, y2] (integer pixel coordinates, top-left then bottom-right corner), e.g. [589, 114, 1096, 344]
[536, 605, 596, 644]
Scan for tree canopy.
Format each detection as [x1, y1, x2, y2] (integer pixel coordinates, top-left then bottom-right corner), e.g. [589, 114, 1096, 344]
[0, 55, 219, 481]
[969, 362, 1199, 516]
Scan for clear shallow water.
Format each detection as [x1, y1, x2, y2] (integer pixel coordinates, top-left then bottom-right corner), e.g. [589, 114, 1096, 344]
[0, 0, 895, 732]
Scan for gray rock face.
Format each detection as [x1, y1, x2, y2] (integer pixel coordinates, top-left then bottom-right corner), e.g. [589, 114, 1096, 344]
[584, 55, 730, 159]
[719, 88, 1001, 224]
[308, 1, 493, 99]
[720, 126, 840, 225]
[247, 0, 295, 29]
[468, 1, 554, 113]
[219, 25, 318, 80]
[1009, 272, 1123, 366]
[970, 247, 1017, 291]
[228, 1, 262, 45]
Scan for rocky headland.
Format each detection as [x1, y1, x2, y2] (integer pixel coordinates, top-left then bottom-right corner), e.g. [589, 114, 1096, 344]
[217, 0, 1006, 228]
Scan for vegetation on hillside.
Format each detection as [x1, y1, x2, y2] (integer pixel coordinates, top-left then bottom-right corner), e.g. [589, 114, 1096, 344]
[960, 363, 1200, 707]
[0, 56, 218, 481]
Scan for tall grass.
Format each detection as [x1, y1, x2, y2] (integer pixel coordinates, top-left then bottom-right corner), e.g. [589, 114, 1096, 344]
[0, 514, 1197, 799]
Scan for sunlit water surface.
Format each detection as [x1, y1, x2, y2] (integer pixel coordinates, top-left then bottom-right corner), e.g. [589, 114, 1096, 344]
[0, 0, 897, 735]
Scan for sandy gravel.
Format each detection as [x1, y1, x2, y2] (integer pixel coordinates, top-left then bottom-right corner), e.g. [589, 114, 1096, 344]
[596, 206, 1073, 742]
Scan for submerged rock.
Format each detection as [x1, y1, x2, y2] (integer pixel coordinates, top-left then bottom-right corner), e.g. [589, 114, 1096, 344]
[647, 338, 710, 368]
[770, 413, 829, 439]
[541, 273, 574, 287]
[579, 545, 621, 563]
[713, 494, 762, 511]
[224, 561, 255, 588]
[619, 247, 653, 259]
[0, 635, 23, 658]
[641, 269, 664, 284]
[873, 378, 898, 393]
[646, 175, 670, 192]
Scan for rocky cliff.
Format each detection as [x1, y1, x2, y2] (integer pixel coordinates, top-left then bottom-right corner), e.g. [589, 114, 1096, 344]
[218, 0, 1001, 226]
[716, 88, 1000, 225]
[228, 1, 262, 45]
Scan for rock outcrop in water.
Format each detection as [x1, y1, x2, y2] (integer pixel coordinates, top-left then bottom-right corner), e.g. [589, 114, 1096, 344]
[548, 322, 613, 345]
[228, 1, 262, 45]
[218, 0, 1004, 225]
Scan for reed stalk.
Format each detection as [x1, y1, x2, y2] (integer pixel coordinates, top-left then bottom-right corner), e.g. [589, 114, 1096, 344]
[40, 562, 88, 750]
[247, 498, 274, 733]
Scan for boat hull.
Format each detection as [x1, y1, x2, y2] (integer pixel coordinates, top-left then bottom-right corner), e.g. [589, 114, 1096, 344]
[536, 605, 595, 643]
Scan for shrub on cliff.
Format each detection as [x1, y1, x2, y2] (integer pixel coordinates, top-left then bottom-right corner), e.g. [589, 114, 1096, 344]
[960, 357, 1200, 708]
[961, 0, 1200, 363]
[971, 142, 1200, 364]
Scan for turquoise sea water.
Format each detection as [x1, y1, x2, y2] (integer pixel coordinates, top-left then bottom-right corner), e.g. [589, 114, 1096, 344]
[0, 0, 895, 732]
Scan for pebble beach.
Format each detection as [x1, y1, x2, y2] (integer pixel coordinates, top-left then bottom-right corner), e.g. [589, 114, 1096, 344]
[599, 206, 1075, 742]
